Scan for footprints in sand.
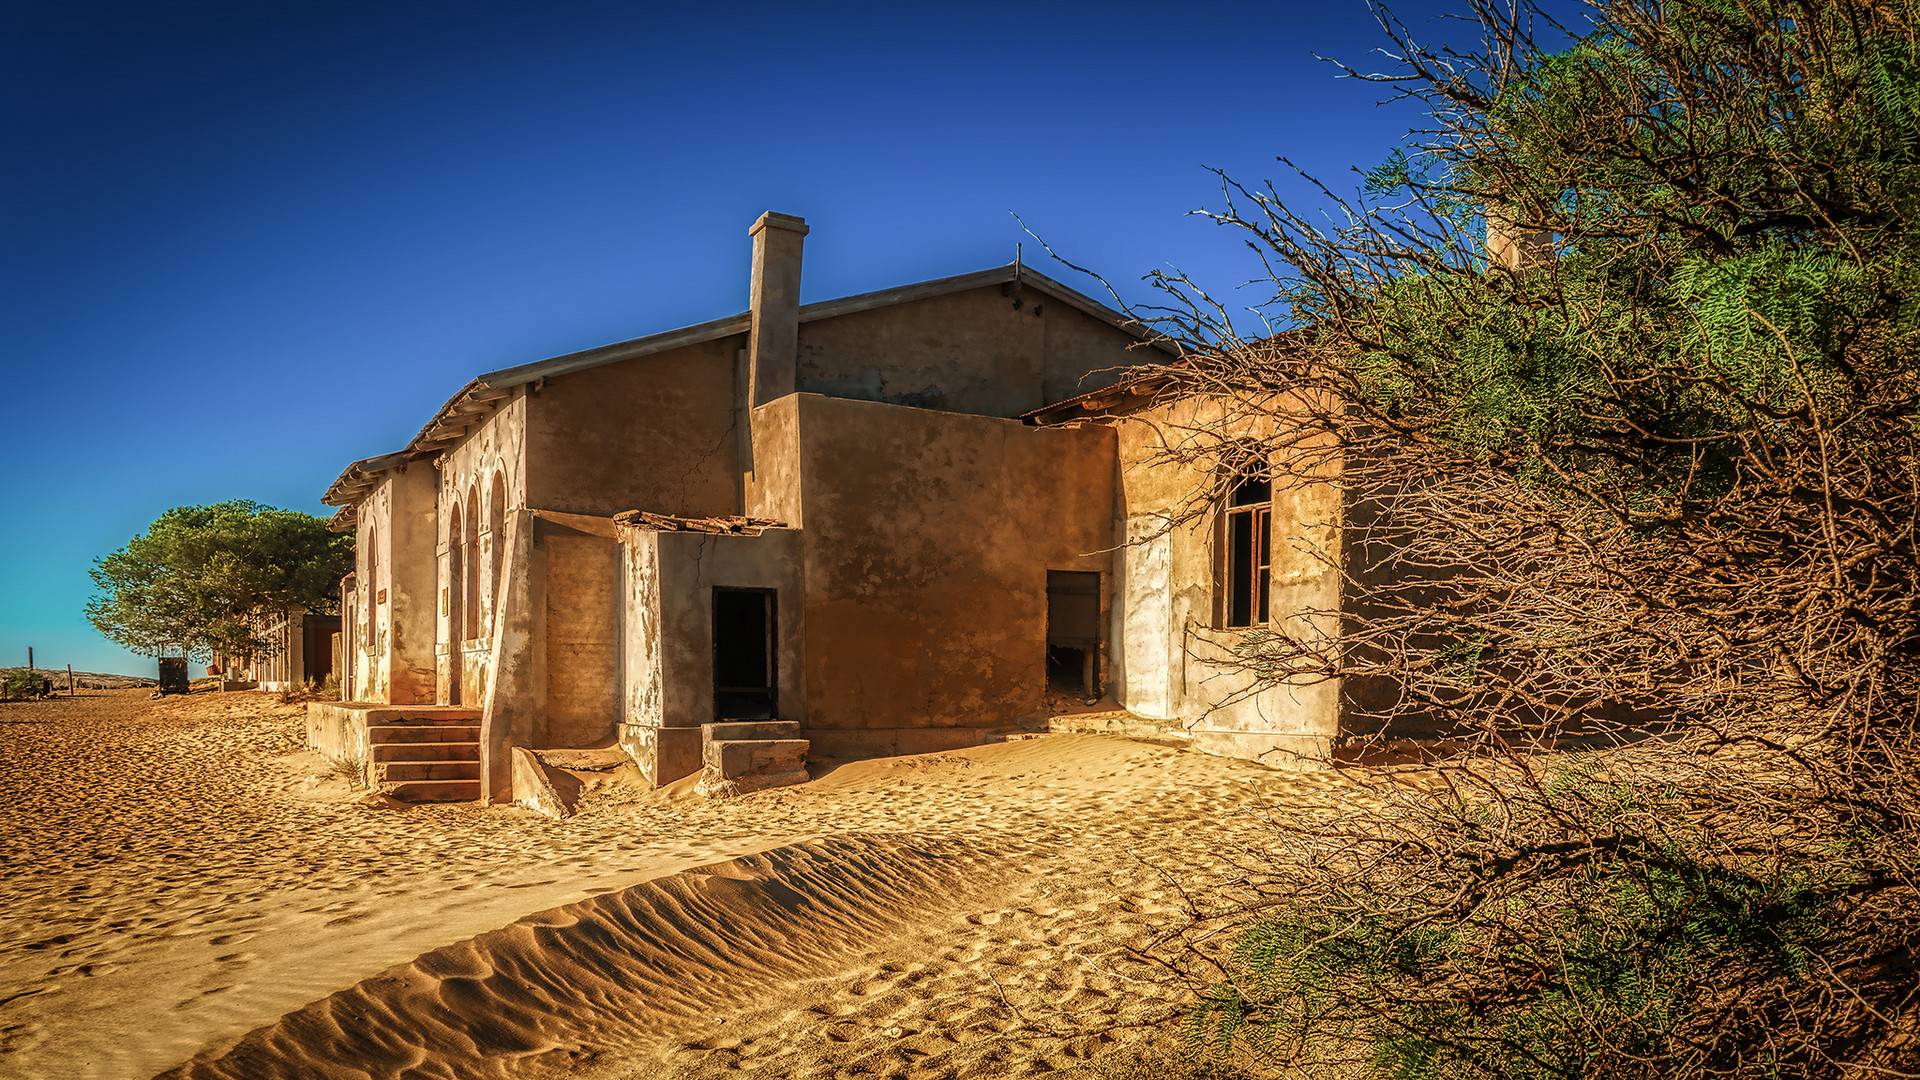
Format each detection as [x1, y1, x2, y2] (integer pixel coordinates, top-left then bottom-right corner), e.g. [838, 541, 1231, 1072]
[47, 960, 119, 979]
[648, 862, 1204, 1079]
[7, 691, 1371, 1080]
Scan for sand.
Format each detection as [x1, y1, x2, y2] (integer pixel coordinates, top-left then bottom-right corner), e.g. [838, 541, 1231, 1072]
[1, 690, 1367, 1080]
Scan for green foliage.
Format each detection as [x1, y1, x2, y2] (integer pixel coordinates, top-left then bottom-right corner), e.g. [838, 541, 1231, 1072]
[1159, 2, 1920, 1072]
[1334, 0, 1920, 506]
[1190, 780, 1841, 1080]
[86, 500, 351, 662]
[1, 670, 41, 700]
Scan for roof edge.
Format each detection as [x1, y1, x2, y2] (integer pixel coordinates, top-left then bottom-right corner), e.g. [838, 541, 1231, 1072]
[324, 260, 1179, 508]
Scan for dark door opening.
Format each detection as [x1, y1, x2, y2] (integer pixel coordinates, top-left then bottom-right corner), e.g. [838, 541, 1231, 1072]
[1046, 571, 1101, 699]
[713, 588, 777, 719]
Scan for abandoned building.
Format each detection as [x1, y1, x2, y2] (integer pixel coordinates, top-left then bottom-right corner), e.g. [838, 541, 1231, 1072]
[308, 212, 1344, 803]
[219, 608, 340, 692]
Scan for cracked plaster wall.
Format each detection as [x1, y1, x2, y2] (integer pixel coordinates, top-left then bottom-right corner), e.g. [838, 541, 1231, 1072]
[789, 393, 1114, 734]
[796, 284, 1157, 419]
[524, 336, 744, 519]
[1108, 394, 1344, 768]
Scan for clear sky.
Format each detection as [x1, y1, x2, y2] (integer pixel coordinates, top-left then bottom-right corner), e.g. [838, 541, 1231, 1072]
[1, 0, 1495, 676]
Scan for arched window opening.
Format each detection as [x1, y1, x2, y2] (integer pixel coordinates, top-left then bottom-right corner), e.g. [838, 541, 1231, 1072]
[464, 485, 481, 640]
[447, 504, 465, 641]
[364, 524, 378, 645]
[1220, 468, 1271, 629]
[488, 471, 507, 616]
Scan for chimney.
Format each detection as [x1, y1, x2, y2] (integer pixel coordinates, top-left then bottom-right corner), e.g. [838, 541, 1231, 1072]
[748, 212, 808, 408]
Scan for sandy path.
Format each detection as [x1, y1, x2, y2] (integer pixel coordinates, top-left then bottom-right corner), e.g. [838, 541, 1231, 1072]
[1, 690, 1367, 1080]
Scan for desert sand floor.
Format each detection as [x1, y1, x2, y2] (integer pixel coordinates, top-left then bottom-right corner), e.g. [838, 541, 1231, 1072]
[0, 690, 1370, 1080]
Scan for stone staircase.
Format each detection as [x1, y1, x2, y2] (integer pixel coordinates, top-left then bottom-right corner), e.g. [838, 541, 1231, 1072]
[366, 709, 483, 802]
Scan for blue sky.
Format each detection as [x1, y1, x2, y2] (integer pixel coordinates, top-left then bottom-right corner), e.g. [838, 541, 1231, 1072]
[1, 0, 1504, 676]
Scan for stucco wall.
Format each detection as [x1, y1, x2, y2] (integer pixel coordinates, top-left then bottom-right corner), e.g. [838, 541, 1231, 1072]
[790, 393, 1115, 734]
[619, 527, 803, 785]
[544, 532, 620, 748]
[434, 394, 528, 707]
[350, 466, 438, 704]
[796, 284, 1155, 419]
[523, 336, 743, 518]
[743, 395, 804, 528]
[1040, 298, 1159, 407]
[1107, 394, 1343, 767]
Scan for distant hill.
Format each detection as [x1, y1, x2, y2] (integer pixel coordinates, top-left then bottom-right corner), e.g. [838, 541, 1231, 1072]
[0, 667, 157, 690]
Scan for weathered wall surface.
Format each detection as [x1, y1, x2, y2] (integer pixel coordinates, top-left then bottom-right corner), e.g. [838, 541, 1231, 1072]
[1107, 394, 1343, 767]
[743, 395, 803, 527]
[1040, 299, 1159, 406]
[618, 527, 803, 786]
[543, 531, 621, 749]
[524, 337, 743, 518]
[480, 508, 539, 802]
[435, 394, 528, 707]
[619, 534, 666, 780]
[351, 466, 438, 704]
[791, 393, 1115, 736]
[796, 285, 1155, 419]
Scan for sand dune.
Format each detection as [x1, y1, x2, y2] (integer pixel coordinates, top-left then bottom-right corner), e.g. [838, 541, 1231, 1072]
[160, 836, 1014, 1079]
[0, 690, 1366, 1080]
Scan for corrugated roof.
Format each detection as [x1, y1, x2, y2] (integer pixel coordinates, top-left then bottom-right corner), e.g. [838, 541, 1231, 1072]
[324, 262, 1173, 507]
[1021, 363, 1189, 425]
[612, 510, 790, 536]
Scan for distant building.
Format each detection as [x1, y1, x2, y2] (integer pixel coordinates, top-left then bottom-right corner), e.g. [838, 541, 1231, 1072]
[247, 609, 340, 692]
[312, 213, 1343, 803]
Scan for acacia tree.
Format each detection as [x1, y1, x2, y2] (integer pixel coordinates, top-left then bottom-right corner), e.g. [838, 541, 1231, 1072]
[87, 501, 352, 662]
[1117, 1, 1920, 1075]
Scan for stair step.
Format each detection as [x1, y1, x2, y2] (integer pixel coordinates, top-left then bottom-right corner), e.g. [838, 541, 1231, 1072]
[373, 741, 480, 762]
[704, 720, 803, 743]
[368, 723, 481, 744]
[382, 779, 480, 803]
[382, 709, 481, 722]
[377, 760, 482, 782]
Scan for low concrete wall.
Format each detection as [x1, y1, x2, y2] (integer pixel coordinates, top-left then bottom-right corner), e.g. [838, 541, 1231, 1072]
[1187, 729, 1332, 771]
[307, 702, 371, 770]
[510, 747, 569, 819]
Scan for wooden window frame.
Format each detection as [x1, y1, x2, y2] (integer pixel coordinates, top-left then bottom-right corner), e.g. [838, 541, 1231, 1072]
[1218, 473, 1272, 629]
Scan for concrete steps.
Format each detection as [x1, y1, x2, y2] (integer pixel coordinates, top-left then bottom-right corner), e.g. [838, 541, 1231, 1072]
[367, 711, 482, 802]
[374, 740, 480, 762]
[382, 778, 484, 803]
[697, 720, 809, 797]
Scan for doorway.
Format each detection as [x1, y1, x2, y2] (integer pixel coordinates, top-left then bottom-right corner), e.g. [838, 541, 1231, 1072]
[1046, 570, 1101, 699]
[713, 588, 777, 719]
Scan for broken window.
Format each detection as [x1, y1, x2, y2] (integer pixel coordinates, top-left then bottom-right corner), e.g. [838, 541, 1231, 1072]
[713, 588, 777, 719]
[1221, 471, 1271, 628]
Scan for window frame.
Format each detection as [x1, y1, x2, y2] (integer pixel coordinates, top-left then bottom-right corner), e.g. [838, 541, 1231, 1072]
[1217, 471, 1272, 629]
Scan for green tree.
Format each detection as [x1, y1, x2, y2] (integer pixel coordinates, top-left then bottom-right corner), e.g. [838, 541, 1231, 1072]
[1133, 0, 1920, 1075]
[86, 500, 352, 662]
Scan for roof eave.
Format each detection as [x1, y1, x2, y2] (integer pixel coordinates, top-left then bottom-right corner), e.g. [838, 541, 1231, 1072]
[324, 260, 1180, 506]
